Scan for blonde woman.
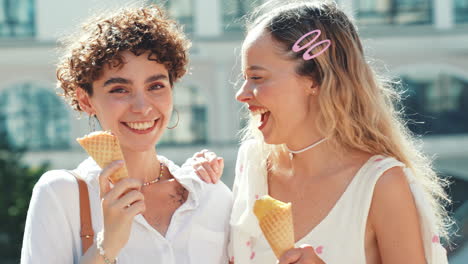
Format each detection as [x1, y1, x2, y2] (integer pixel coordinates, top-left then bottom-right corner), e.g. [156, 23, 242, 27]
[198, 1, 451, 263]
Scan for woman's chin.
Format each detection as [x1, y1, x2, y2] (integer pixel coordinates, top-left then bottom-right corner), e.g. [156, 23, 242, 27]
[120, 141, 157, 154]
[261, 133, 286, 146]
[260, 130, 278, 145]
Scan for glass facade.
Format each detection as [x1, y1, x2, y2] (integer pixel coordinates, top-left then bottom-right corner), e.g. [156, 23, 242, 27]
[0, 0, 35, 38]
[159, 85, 207, 145]
[455, 0, 468, 23]
[0, 83, 70, 150]
[222, 0, 261, 32]
[151, 0, 193, 33]
[356, 0, 432, 26]
[401, 73, 468, 135]
[154, 0, 263, 33]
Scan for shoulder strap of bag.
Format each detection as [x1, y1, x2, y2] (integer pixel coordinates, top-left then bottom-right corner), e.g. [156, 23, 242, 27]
[67, 170, 95, 255]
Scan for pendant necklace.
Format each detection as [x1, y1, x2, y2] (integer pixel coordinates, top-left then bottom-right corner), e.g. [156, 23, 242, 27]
[287, 138, 327, 159]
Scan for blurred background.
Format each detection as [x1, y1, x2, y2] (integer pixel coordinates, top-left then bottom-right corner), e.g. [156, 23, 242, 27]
[0, 0, 467, 263]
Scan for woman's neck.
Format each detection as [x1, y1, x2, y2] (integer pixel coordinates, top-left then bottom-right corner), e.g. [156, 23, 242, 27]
[288, 142, 369, 183]
[120, 147, 161, 183]
[289, 141, 338, 179]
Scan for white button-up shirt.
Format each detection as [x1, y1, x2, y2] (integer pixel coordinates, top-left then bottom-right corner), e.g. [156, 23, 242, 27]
[21, 156, 233, 264]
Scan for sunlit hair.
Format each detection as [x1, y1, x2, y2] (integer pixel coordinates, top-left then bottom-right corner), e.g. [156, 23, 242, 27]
[56, 4, 191, 112]
[240, 0, 451, 239]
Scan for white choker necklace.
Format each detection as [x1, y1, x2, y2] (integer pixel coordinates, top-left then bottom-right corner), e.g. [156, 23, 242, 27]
[287, 138, 327, 154]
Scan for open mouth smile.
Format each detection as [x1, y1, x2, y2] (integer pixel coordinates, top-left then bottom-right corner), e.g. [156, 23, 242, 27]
[249, 106, 271, 130]
[121, 119, 159, 134]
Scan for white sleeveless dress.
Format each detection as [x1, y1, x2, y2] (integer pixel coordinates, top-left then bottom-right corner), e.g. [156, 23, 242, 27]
[228, 140, 448, 263]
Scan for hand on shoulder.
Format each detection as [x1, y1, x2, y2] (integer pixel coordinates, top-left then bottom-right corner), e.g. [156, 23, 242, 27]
[185, 149, 224, 184]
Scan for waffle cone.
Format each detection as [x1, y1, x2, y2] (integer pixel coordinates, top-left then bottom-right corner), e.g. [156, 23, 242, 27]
[254, 195, 295, 259]
[76, 131, 128, 183]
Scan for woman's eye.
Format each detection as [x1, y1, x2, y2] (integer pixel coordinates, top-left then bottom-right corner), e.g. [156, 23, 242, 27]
[250, 76, 262, 80]
[150, 84, 165, 90]
[109, 87, 127, 93]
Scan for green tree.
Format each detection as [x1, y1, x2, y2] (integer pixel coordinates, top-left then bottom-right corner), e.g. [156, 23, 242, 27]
[0, 133, 49, 262]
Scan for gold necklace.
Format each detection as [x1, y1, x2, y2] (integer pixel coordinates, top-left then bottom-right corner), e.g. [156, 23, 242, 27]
[142, 162, 164, 187]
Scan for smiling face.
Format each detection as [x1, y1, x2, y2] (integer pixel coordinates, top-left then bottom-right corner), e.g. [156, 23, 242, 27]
[236, 31, 320, 146]
[77, 51, 173, 153]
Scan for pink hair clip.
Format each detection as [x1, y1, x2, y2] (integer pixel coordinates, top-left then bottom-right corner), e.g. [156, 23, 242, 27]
[292, 29, 331, 60]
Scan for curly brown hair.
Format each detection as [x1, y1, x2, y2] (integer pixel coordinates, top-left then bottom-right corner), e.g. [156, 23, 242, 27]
[56, 5, 191, 112]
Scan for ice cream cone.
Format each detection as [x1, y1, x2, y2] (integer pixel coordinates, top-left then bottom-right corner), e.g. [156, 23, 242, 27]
[253, 195, 295, 259]
[76, 131, 128, 183]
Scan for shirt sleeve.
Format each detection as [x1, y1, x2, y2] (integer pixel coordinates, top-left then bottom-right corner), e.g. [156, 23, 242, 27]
[227, 140, 251, 262]
[21, 172, 77, 264]
[220, 185, 233, 264]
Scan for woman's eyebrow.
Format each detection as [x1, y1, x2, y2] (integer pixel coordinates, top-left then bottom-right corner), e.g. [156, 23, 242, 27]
[247, 65, 268, 71]
[103, 77, 131, 87]
[145, 74, 169, 83]
[102, 74, 169, 87]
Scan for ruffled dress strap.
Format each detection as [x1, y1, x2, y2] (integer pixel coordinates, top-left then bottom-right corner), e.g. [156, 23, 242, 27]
[403, 167, 448, 263]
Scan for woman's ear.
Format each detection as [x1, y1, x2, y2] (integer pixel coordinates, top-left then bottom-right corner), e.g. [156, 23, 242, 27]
[76, 88, 95, 115]
[305, 80, 320, 96]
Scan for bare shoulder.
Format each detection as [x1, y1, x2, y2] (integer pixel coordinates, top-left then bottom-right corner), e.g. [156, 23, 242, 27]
[370, 166, 415, 221]
[374, 166, 410, 198]
[368, 166, 426, 263]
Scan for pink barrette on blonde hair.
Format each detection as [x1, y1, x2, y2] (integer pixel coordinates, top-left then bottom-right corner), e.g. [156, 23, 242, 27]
[292, 29, 331, 60]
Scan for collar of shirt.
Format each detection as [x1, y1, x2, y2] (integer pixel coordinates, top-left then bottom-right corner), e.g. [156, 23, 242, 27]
[74, 155, 206, 211]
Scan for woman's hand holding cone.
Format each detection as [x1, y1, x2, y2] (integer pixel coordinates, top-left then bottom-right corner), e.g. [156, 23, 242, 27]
[278, 245, 325, 264]
[98, 160, 146, 259]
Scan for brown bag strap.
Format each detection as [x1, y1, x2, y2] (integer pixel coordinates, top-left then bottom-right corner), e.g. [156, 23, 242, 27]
[67, 170, 94, 255]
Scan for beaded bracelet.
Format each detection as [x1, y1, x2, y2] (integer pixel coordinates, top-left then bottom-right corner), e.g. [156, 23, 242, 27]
[96, 231, 117, 264]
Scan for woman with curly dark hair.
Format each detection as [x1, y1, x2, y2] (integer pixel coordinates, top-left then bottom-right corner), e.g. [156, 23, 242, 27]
[21, 5, 231, 264]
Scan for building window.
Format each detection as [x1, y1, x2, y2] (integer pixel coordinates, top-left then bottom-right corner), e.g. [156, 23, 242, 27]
[151, 0, 193, 33]
[222, 0, 261, 32]
[401, 73, 468, 135]
[356, 0, 432, 26]
[0, 0, 35, 38]
[159, 85, 207, 145]
[0, 83, 70, 150]
[455, 0, 468, 23]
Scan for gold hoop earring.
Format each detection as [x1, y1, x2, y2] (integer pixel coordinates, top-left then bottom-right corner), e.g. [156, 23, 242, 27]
[167, 109, 179, 129]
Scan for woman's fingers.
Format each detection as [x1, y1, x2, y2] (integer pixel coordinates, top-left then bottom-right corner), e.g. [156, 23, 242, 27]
[194, 162, 212, 183]
[206, 156, 223, 183]
[278, 248, 302, 264]
[99, 160, 124, 198]
[193, 149, 209, 158]
[299, 244, 325, 264]
[201, 161, 218, 183]
[114, 190, 144, 209]
[104, 178, 142, 201]
[125, 200, 146, 217]
[199, 151, 223, 183]
[188, 149, 225, 183]
[215, 157, 224, 183]
[205, 151, 219, 172]
[278, 245, 324, 264]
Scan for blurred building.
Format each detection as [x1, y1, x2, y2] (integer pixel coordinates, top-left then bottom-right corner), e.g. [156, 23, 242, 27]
[1, 0, 467, 261]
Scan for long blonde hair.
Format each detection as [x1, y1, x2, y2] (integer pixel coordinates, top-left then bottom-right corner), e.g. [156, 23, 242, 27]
[240, 0, 451, 239]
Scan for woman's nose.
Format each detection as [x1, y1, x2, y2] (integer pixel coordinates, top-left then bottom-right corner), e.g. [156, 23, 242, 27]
[131, 93, 152, 116]
[236, 82, 253, 103]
